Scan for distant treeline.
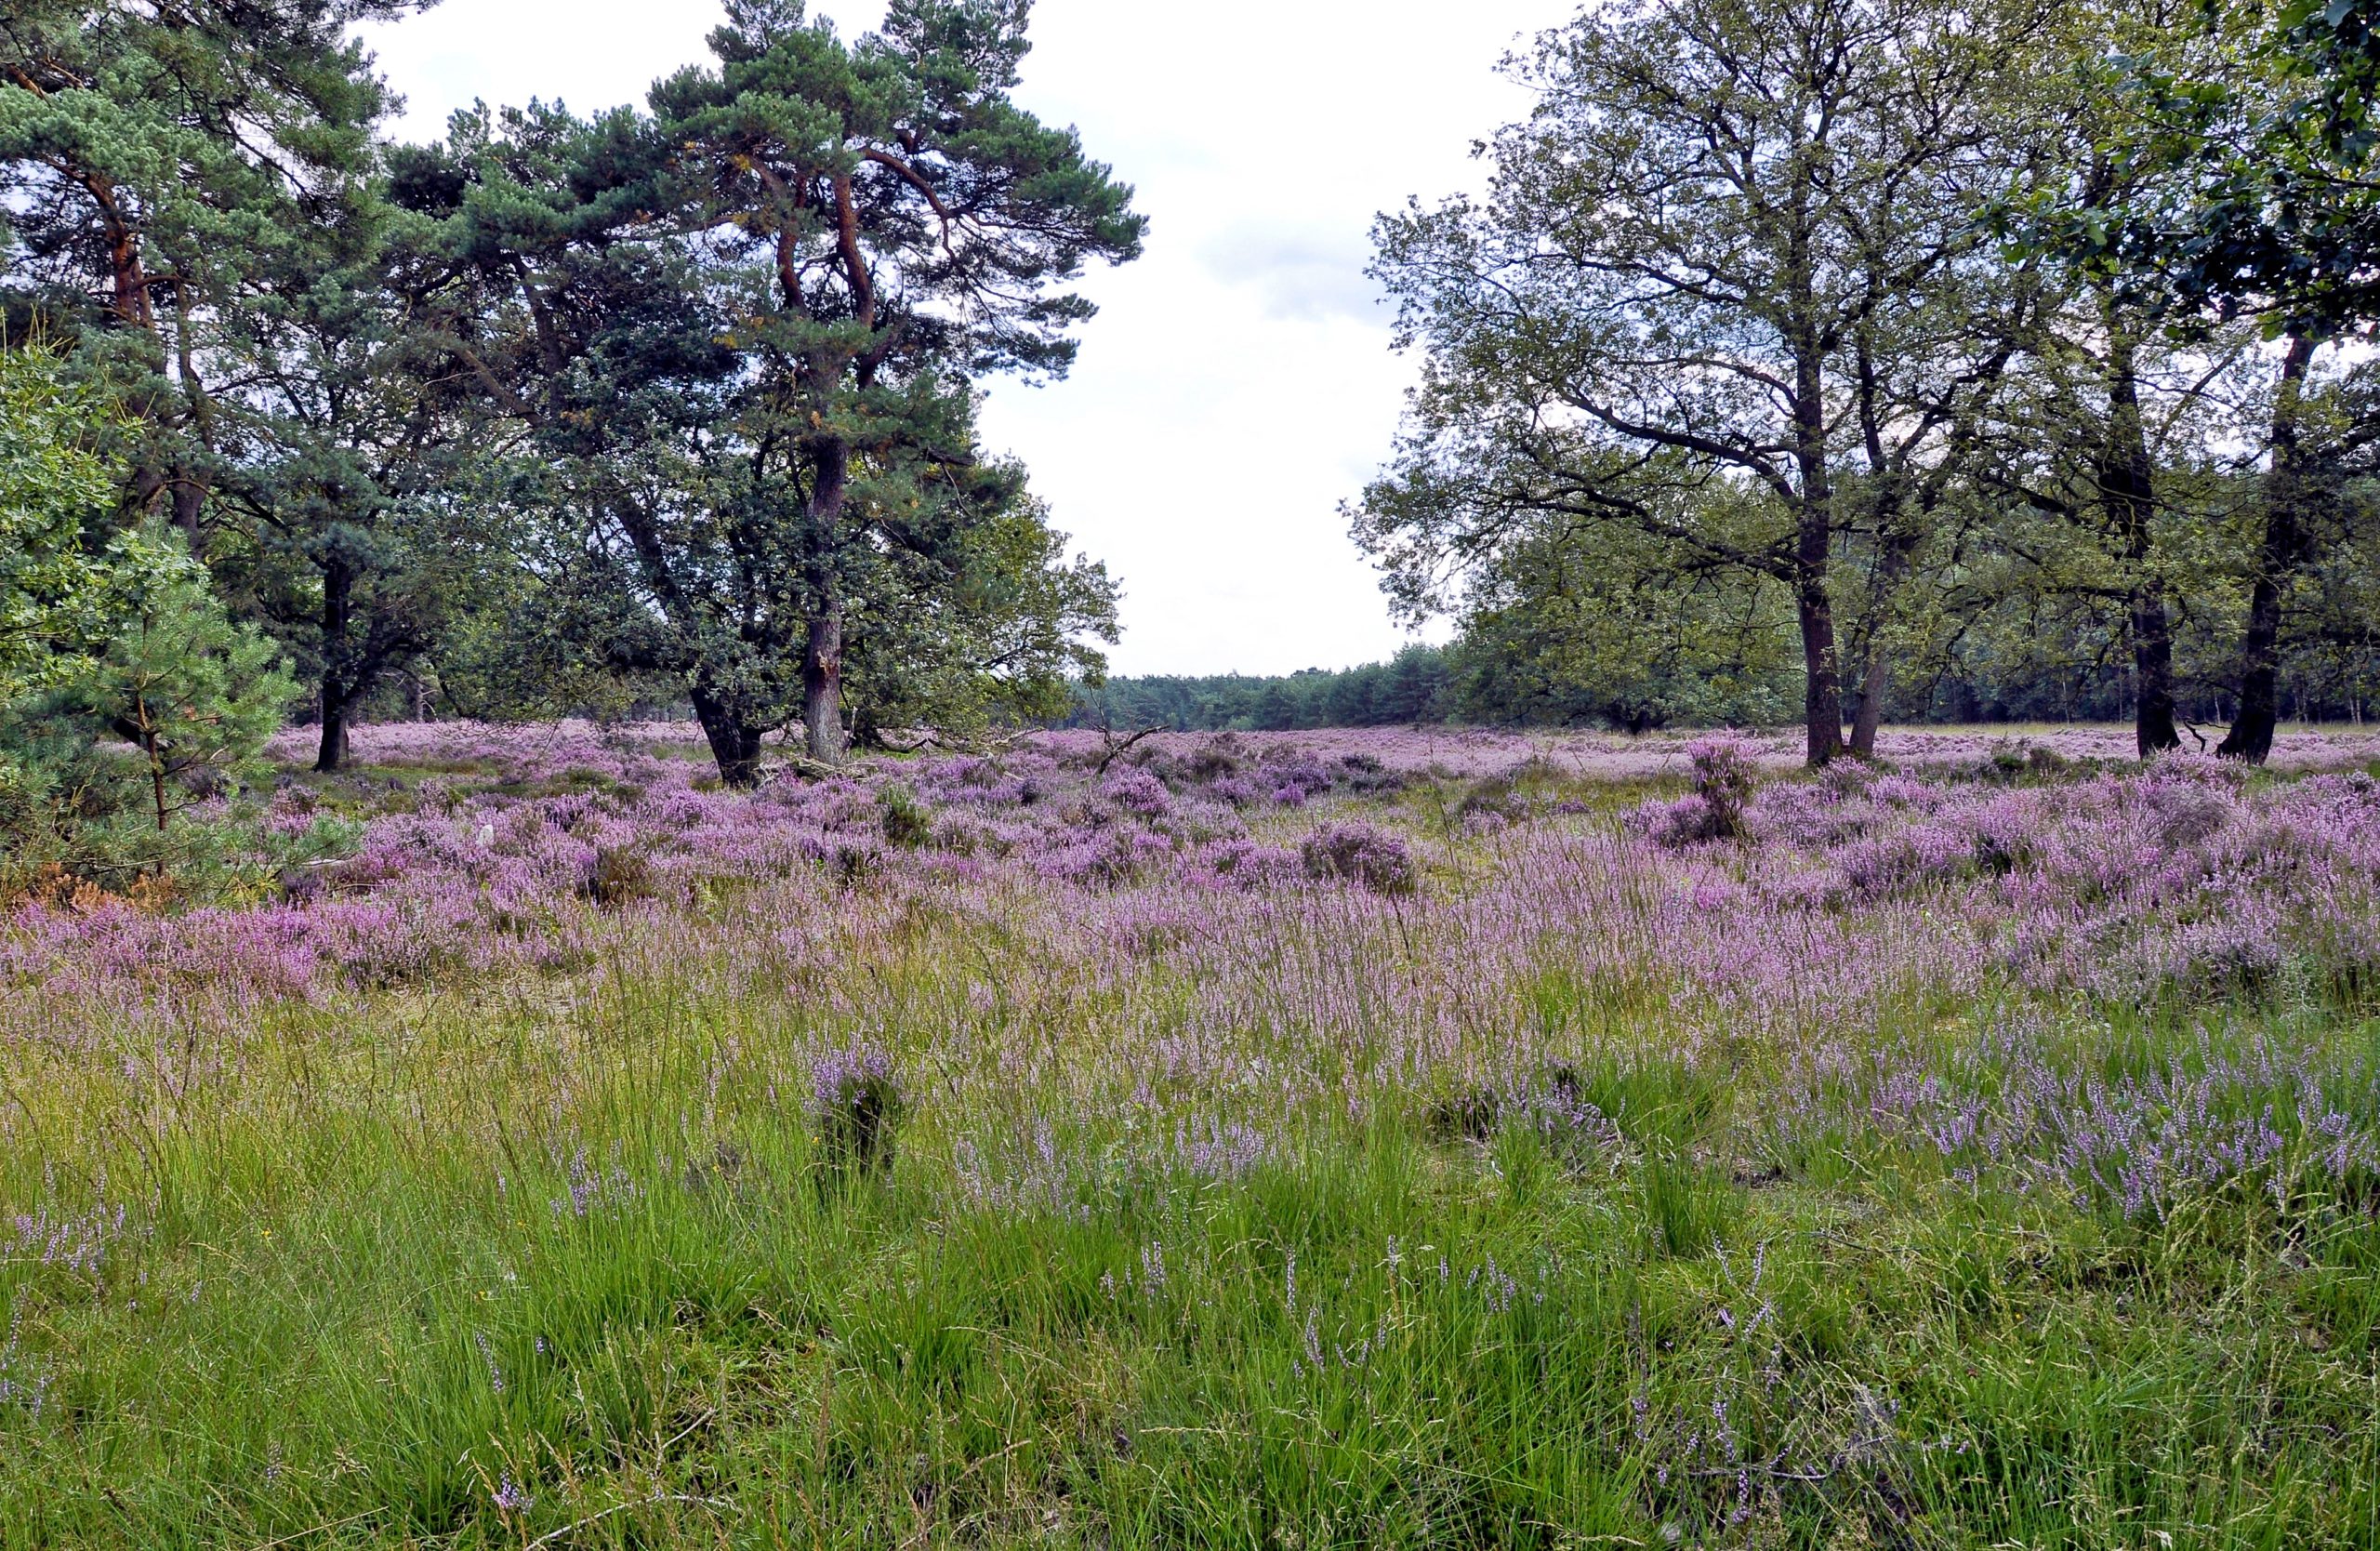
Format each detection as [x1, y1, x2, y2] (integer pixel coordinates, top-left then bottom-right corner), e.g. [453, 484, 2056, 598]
[1065, 638, 2376, 735]
[1064, 647, 1455, 731]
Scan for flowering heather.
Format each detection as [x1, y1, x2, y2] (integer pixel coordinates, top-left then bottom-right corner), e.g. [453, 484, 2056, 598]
[1299, 821, 1418, 895]
[7, 721, 2380, 1544]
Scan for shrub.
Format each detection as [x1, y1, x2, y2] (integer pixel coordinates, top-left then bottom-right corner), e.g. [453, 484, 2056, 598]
[1637, 732, 1762, 847]
[879, 784, 933, 848]
[1194, 838, 1302, 889]
[1263, 754, 1335, 802]
[1301, 822, 1417, 895]
[812, 1041, 903, 1189]
[1337, 753, 1405, 794]
[581, 844, 656, 908]
[1457, 775, 1528, 826]
[1687, 732, 1759, 835]
[1100, 764, 1172, 816]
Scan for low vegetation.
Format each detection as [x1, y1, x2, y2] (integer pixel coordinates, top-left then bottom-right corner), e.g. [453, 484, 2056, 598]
[4, 724, 2378, 1545]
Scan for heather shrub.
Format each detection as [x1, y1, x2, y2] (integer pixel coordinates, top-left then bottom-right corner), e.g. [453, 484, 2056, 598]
[1456, 774, 1528, 827]
[812, 1041, 904, 1189]
[1299, 821, 1417, 895]
[1336, 752, 1405, 794]
[1635, 731, 1762, 847]
[1210, 773, 1264, 806]
[1689, 732, 1758, 829]
[1192, 837, 1301, 889]
[581, 844, 656, 908]
[1038, 823, 1172, 887]
[1423, 1067, 1627, 1168]
[1262, 753, 1335, 802]
[1100, 764, 1172, 816]
[879, 783, 933, 848]
[816, 835, 887, 886]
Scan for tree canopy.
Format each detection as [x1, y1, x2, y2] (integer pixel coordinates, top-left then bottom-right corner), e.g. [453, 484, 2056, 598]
[1357, 0, 2380, 762]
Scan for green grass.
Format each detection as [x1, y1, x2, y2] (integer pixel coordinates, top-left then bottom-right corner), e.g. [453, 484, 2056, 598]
[5, 981, 2375, 1546]
[4, 818, 2379, 1545]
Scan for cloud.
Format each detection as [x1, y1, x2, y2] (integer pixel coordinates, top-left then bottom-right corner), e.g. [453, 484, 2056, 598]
[1197, 225, 1390, 325]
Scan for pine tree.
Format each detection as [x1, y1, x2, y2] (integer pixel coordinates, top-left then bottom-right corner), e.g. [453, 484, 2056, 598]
[0, 0, 428, 545]
[400, 0, 1143, 780]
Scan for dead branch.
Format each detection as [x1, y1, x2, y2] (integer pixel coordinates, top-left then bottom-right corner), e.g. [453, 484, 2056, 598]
[1095, 725, 1165, 776]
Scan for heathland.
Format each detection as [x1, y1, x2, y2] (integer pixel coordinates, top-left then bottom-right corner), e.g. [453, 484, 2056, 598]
[5, 722, 2378, 1546]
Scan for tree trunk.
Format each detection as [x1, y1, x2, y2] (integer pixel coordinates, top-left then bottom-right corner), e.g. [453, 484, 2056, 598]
[691, 687, 766, 789]
[1795, 580, 1844, 766]
[148, 744, 171, 832]
[2101, 322, 2179, 759]
[315, 679, 352, 775]
[1791, 344, 1844, 766]
[2219, 334, 2319, 765]
[314, 559, 354, 773]
[2124, 581, 2181, 757]
[802, 437, 852, 765]
[171, 474, 208, 555]
[803, 598, 846, 764]
[1848, 521, 1919, 759]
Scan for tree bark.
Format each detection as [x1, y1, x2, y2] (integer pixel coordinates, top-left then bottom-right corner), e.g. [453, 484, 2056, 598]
[315, 680, 352, 775]
[2101, 322, 2179, 759]
[804, 597, 846, 764]
[169, 472, 209, 555]
[691, 686, 766, 789]
[802, 438, 852, 765]
[1848, 518, 1919, 759]
[2218, 334, 2319, 765]
[1791, 340, 1844, 766]
[315, 559, 354, 773]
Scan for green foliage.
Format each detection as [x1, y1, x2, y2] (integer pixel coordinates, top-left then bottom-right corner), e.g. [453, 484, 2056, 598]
[42, 529, 296, 832]
[1068, 645, 1454, 732]
[2015, 0, 2380, 337]
[1359, 0, 2380, 749]
[0, 0, 430, 520]
[1, 348, 283, 872]
[390, 1, 1144, 777]
[1, 0, 499, 779]
[0, 346, 120, 697]
[1358, 0, 2039, 762]
[1448, 517, 1802, 732]
[841, 488, 1121, 742]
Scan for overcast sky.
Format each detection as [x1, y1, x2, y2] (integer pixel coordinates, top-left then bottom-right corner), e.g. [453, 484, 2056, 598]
[356, 0, 1558, 676]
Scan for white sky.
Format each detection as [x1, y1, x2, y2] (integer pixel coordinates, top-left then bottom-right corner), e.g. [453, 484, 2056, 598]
[357, 0, 1556, 675]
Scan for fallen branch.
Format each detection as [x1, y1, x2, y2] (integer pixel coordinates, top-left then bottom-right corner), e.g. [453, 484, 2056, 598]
[1095, 725, 1165, 776]
[752, 757, 853, 789]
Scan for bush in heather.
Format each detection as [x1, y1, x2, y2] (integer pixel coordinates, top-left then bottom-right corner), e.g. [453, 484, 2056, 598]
[1100, 764, 1172, 816]
[1192, 837, 1302, 890]
[1633, 731, 1763, 847]
[811, 1040, 903, 1188]
[1300, 821, 1417, 895]
[1263, 753, 1335, 802]
[879, 784, 933, 848]
[580, 844, 656, 908]
[1687, 731, 1759, 833]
